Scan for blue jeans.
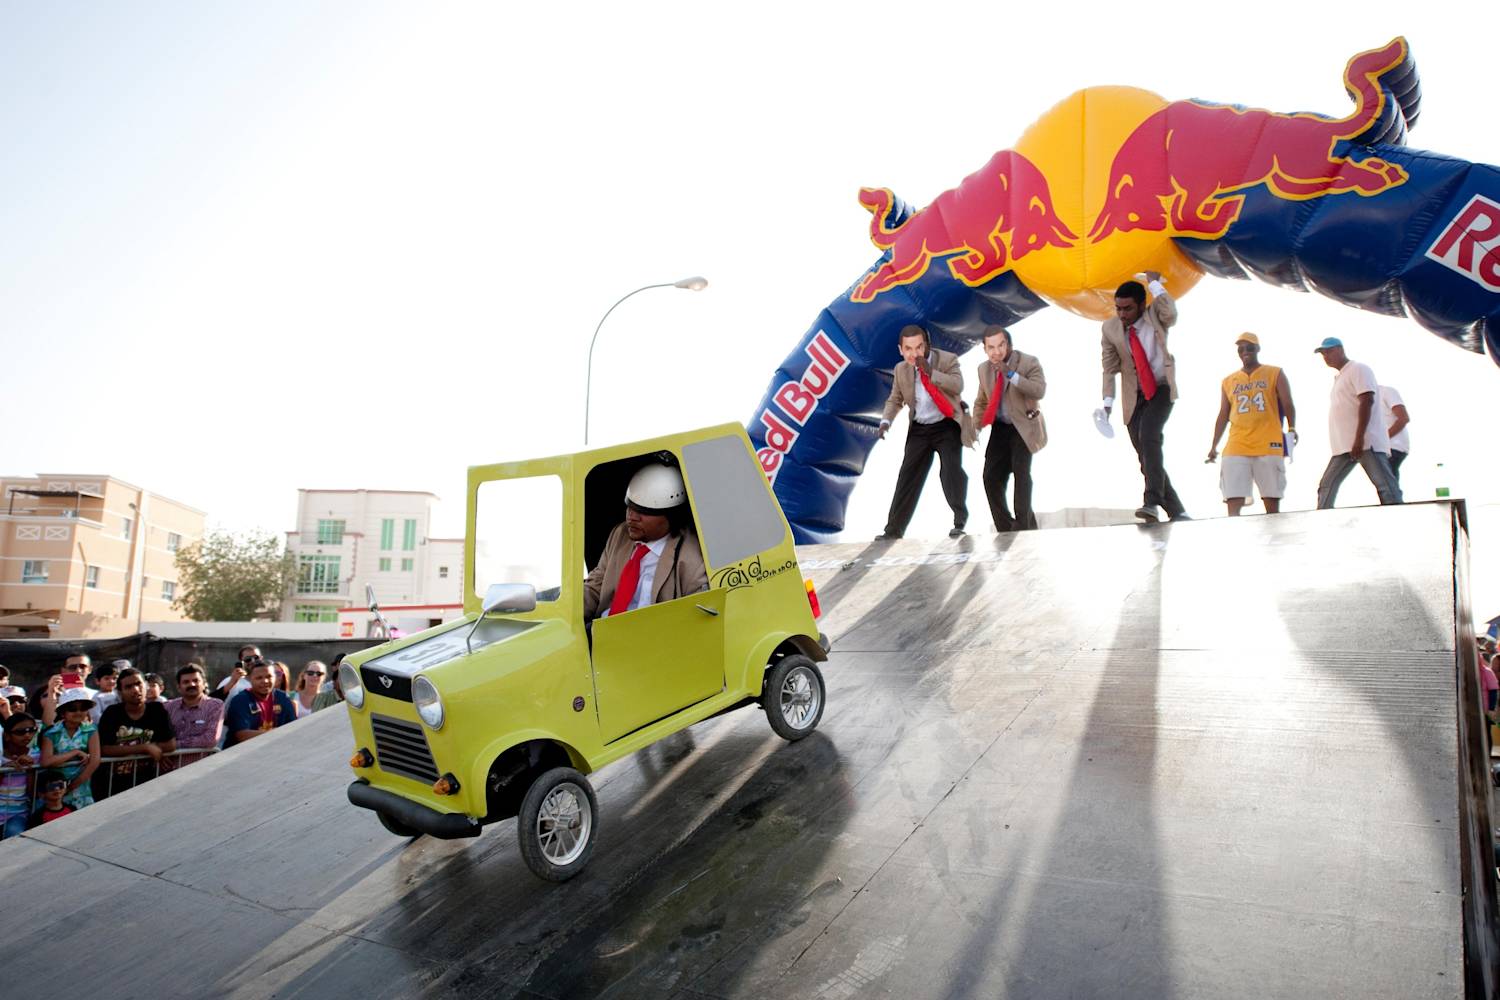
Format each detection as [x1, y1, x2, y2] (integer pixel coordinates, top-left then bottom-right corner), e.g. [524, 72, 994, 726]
[1316, 450, 1403, 508]
[1, 812, 27, 840]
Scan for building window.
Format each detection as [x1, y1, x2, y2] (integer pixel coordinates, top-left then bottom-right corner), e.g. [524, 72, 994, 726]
[161, 580, 176, 601]
[401, 558, 414, 572]
[438, 566, 449, 579]
[298, 555, 342, 593]
[293, 604, 339, 623]
[121, 517, 133, 541]
[380, 519, 394, 550]
[402, 519, 418, 551]
[379, 557, 391, 572]
[166, 532, 182, 552]
[85, 566, 99, 589]
[22, 560, 48, 584]
[316, 519, 345, 545]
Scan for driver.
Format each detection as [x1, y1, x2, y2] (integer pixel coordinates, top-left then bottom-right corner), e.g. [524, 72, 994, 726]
[584, 464, 708, 622]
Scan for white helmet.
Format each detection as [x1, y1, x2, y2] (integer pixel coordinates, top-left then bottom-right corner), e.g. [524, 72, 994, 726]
[625, 464, 687, 513]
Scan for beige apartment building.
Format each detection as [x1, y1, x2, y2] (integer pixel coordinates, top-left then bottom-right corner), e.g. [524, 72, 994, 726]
[0, 474, 205, 638]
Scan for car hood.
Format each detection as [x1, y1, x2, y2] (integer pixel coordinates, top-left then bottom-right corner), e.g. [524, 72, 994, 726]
[359, 617, 537, 678]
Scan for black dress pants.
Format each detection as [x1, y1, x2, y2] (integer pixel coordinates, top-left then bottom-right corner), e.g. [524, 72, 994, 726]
[983, 420, 1035, 532]
[884, 418, 967, 536]
[1125, 390, 1183, 517]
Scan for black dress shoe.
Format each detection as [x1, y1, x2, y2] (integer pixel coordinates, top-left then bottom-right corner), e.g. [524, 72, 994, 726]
[948, 527, 966, 538]
[874, 532, 901, 541]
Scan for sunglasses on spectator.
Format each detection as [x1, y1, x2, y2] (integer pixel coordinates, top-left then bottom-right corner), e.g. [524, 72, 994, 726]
[11, 726, 38, 737]
[43, 781, 67, 791]
[304, 670, 325, 677]
[62, 705, 91, 713]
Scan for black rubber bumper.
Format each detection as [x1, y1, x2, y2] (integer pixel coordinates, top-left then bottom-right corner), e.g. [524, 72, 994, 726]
[347, 780, 483, 839]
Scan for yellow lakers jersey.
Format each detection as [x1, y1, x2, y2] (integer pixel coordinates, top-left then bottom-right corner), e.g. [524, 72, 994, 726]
[1222, 365, 1284, 457]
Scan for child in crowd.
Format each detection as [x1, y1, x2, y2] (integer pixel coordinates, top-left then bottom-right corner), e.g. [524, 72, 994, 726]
[38, 690, 100, 810]
[30, 770, 75, 826]
[2, 712, 40, 839]
[144, 673, 167, 702]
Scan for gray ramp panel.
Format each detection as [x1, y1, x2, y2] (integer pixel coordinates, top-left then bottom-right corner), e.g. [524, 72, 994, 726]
[0, 502, 1489, 998]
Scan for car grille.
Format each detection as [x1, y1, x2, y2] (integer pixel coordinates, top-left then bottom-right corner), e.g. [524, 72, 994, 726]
[361, 667, 412, 702]
[371, 714, 439, 784]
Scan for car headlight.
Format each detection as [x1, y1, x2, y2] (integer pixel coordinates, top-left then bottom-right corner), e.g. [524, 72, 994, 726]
[340, 662, 365, 709]
[413, 675, 444, 730]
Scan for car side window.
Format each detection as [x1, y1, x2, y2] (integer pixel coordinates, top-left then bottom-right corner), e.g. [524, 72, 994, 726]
[680, 435, 787, 569]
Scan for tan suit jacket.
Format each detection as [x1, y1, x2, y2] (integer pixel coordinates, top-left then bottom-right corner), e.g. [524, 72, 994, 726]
[1101, 290, 1178, 425]
[974, 351, 1048, 453]
[583, 522, 709, 620]
[881, 348, 975, 445]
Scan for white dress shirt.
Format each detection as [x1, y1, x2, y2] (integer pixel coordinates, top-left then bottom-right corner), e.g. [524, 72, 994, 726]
[912, 352, 946, 424]
[602, 534, 670, 617]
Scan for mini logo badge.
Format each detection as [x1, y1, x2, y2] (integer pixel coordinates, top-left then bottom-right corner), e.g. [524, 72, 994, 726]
[379, 675, 393, 689]
[572, 696, 585, 712]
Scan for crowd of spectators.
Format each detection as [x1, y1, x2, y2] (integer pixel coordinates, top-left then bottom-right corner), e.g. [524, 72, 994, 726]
[0, 647, 346, 839]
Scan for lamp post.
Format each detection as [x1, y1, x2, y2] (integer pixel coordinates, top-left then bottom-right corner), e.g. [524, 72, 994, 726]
[584, 276, 708, 446]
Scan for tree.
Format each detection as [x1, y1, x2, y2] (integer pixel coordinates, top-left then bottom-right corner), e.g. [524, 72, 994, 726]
[173, 529, 297, 621]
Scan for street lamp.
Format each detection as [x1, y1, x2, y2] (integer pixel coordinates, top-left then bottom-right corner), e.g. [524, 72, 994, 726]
[584, 276, 708, 445]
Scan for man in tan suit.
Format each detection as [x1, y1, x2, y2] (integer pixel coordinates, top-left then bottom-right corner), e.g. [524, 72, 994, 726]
[973, 326, 1046, 532]
[584, 464, 708, 621]
[1100, 272, 1188, 522]
[876, 324, 969, 540]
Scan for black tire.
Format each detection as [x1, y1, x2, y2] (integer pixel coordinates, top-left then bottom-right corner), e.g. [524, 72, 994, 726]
[377, 811, 421, 839]
[517, 766, 598, 882]
[763, 654, 826, 741]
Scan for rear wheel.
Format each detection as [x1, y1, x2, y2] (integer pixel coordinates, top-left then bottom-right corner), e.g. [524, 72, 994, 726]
[763, 654, 825, 740]
[517, 767, 598, 881]
[377, 811, 421, 839]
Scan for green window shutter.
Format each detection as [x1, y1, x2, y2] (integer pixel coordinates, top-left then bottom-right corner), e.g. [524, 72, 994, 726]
[380, 519, 394, 550]
[401, 558, 414, 572]
[403, 519, 417, 551]
[379, 557, 391, 572]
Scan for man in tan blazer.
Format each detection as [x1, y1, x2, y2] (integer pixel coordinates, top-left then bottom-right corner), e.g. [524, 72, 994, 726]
[584, 464, 708, 621]
[973, 326, 1047, 532]
[1100, 271, 1188, 522]
[876, 324, 969, 540]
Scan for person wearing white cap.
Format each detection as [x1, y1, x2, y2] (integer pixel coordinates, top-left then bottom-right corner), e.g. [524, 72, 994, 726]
[1207, 333, 1297, 515]
[583, 462, 708, 622]
[38, 688, 100, 810]
[1313, 337, 1402, 508]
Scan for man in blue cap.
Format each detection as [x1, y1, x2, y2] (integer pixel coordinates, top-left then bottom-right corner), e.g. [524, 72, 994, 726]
[1313, 337, 1402, 508]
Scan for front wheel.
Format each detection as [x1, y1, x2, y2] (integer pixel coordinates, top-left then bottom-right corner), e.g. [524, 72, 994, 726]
[377, 811, 421, 839]
[517, 767, 598, 882]
[763, 655, 825, 741]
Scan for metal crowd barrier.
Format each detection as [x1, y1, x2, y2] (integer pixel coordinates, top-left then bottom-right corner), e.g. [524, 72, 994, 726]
[0, 746, 221, 816]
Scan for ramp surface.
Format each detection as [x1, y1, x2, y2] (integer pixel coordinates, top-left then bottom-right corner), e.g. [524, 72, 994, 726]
[0, 504, 1490, 998]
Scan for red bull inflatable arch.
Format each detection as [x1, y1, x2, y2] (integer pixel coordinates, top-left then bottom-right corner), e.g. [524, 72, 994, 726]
[749, 37, 1500, 542]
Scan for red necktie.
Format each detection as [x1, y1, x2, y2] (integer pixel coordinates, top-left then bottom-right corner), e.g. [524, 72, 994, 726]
[608, 543, 649, 617]
[917, 366, 956, 419]
[1127, 324, 1157, 401]
[981, 366, 1005, 427]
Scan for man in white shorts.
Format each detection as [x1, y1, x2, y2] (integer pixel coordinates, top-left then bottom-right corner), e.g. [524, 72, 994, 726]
[1207, 333, 1297, 515]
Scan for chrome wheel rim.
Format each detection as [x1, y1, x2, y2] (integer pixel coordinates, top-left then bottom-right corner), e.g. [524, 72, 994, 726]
[537, 782, 591, 866]
[779, 665, 821, 730]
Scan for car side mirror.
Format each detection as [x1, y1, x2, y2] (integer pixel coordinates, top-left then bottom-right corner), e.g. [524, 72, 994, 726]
[483, 583, 536, 615]
[466, 584, 536, 654]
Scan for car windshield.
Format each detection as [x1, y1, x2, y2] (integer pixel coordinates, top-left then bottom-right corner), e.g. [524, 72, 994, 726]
[473, 475, 564, 601]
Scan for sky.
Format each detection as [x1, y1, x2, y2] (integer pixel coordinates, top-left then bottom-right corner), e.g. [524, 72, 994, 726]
[3, 2, 1499, 596]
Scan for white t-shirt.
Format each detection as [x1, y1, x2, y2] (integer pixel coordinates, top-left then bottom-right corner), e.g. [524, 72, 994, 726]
[1328, 361, 1390, 454]
[1380, 385, 1410, 452]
